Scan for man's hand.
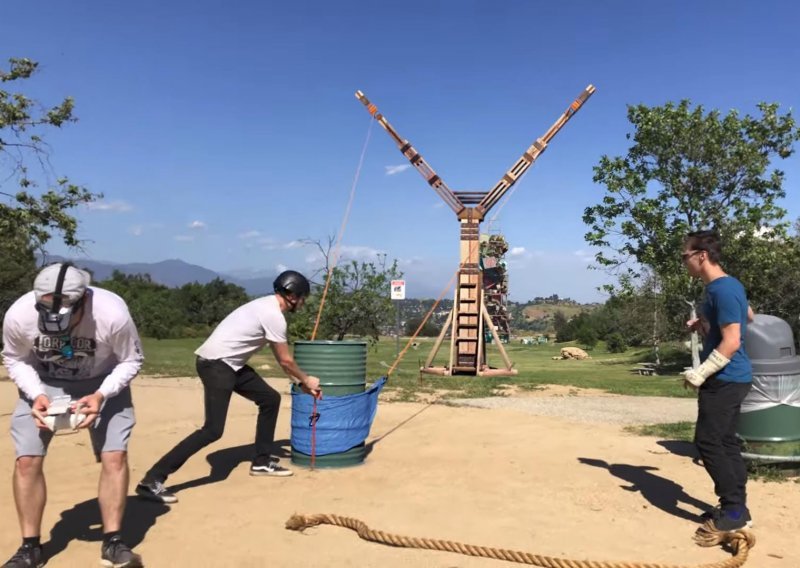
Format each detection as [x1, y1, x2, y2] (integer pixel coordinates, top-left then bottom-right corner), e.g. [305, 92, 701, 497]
[682, 368, 705, 389]
[686, 318, 709, 336]
[31, 395, 51, 430]
[73, 392, 104, 428]
[682, 349, 731, 390]
[300, 375, 322, 399]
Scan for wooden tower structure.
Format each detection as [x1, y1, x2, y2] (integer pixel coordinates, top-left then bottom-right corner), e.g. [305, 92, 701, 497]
[356, 85, 595, 376]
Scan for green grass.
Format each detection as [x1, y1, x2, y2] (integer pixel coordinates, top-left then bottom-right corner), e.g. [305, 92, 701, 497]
[140, 335, 695, 399]
[141, 337, 205, 376]
[624, 421, 695, 441]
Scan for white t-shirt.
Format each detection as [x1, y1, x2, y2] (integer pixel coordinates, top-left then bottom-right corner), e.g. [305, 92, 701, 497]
[195, 295, 287, 371]
[2, 287, 144, 401]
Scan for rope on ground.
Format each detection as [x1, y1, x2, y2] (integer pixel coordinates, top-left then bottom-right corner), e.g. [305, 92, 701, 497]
[311, 117, 375, 340]
[384, 268, 458, 377]
[285, 513, 755, 568]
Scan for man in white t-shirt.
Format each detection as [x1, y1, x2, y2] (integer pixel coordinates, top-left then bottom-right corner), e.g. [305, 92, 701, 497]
[136, 270, 321, 504]
[2, 263, 144, 568]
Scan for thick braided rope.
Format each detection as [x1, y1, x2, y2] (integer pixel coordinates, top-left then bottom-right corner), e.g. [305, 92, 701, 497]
[285, 514, 755, 568]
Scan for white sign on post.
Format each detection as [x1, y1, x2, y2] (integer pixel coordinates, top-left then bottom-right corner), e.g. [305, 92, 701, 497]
[390, 279, 406, 300]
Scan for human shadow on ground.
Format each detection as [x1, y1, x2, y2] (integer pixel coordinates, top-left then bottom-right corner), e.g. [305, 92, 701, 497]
[656, 440, 705, 466]
[166, 439, 290, 494]
[578, 457, 710, 522]
[45, 496, 169, 562]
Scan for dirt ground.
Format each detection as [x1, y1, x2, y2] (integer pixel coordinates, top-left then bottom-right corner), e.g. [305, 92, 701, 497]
[1, 376, 798, 568]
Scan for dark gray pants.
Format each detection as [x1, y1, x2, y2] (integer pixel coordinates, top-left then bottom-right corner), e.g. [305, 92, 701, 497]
[145, 357, 281, 483]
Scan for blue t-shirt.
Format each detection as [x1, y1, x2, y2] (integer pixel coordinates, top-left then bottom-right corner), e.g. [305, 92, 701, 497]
[700, 276, 752, 383]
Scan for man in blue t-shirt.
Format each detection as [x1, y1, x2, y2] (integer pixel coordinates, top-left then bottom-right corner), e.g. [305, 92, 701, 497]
[682, 230, 753, 532]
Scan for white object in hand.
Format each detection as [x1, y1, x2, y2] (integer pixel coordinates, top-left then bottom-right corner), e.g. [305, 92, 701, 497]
[38, 396, 86, 432]
[683, 349, 731, 387]
[43, 411, 86, 431]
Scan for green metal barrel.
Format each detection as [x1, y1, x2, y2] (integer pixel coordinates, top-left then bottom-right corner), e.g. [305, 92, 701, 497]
[738, 405, 800, 460]
[738, 315, 800, 462]
[290, 340, 368, 468]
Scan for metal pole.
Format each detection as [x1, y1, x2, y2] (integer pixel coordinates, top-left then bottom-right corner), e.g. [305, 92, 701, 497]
[395, 301, 401, 358]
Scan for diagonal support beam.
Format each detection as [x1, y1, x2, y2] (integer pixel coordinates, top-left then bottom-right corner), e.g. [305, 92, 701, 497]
[478, 84, 595, 213]
[355, 90, 464, 215]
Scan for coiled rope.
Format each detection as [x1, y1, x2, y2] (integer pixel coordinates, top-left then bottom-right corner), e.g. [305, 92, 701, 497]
[286, 514, 755, 568]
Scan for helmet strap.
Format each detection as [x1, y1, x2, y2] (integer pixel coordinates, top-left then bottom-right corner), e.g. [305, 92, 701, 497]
[279, 292, 299, 313]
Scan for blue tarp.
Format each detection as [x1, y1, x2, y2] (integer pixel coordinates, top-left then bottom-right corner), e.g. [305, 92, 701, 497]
[290, 376, 387, 455]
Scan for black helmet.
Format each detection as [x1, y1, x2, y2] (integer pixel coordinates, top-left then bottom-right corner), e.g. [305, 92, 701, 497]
[273, 270, 310, 299]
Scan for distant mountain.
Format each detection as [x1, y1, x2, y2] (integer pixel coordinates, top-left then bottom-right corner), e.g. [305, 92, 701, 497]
[39, 255, 276, 296]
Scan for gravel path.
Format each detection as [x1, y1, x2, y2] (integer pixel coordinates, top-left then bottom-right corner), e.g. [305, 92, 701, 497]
[449, 395, 698, 426]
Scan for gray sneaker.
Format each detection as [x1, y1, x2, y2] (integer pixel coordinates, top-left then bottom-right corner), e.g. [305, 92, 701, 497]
[100, 536, 142, 568]
[250, 458, 293, 477]
[136, 480, 178, 504]
[2, 543, 44, 568]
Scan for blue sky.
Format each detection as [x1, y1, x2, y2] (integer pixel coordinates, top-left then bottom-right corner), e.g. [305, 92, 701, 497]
[3, 1, 799, 302]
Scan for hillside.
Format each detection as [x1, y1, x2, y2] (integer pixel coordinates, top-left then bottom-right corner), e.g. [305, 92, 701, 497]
[40, 255, 276, 296]
[522, 303, 588, 321]
[511, 299, 600, 334]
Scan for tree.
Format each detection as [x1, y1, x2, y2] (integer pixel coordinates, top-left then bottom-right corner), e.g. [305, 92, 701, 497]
[553, 310, 568, 339]
[584, 100, 800, 337]
[605, 332, 628, 354]
[1, 58, 98, 326]
[404, 315, 440, 337]
[726, 222, 800, 340]
[178, 278, 249, 329]
[291, 257, 403, 343]
[98, 272, 186, 339]
[593, 286, 666, 347]
[575, 325, 598, 350]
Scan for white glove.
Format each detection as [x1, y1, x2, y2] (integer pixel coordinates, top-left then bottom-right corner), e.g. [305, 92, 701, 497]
[43, 411, 86, 432]
[36, 397, 86, 432]
[683, 349, 730, 388]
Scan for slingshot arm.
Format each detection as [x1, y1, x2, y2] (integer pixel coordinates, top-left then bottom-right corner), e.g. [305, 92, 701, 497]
[478, 85, 595, 213]
[356, 90, 464, 215]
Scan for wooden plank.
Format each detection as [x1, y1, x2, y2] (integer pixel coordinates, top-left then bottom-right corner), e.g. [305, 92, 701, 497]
[424, 309, 453, 369]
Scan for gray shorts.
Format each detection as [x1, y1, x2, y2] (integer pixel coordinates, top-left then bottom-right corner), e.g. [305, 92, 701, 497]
[10, 377, 136, 460]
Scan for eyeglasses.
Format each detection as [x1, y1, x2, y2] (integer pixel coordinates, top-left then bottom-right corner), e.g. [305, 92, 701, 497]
[681, 250, 703, 262]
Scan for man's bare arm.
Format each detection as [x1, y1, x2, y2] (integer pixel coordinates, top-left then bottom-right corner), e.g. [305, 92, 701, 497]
[269, 342, 321, 396]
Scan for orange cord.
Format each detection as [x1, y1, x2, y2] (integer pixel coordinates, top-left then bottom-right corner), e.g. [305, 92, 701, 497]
[311, 118, 374, 340]
[385, 268, 458, 377]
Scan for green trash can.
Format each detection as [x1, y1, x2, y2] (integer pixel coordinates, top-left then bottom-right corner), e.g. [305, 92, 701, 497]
[737, 315, 800, 462]
[290, 340, 368, 468]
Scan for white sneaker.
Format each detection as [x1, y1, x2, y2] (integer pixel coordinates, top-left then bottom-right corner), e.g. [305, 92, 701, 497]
[250, 458, 293, 477]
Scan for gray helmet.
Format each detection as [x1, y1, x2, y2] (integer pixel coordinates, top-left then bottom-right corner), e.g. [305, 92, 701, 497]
[273, 270, 310, 299]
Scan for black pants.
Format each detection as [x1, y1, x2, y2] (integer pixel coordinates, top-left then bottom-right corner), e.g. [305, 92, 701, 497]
[145, 357, 282, 483]
[694, 378, 752, 509]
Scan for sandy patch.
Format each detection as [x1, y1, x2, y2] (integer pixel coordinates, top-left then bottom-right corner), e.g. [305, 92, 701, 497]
[0, 376, 796, 567]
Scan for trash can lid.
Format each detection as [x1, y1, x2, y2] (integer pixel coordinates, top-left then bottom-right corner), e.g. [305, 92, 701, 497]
[746, 314, 796, 361]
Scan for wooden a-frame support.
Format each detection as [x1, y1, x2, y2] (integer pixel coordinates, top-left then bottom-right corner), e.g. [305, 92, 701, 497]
[356, 85, 595, 376]
[422, 295, 516, 376]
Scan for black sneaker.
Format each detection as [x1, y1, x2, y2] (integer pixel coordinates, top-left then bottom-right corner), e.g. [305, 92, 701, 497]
[2, 543, 44, 568]
[250, 457, 293, 477]
[136, 480, 178, 504]
[700, 505, 722, 522]
[701, 505, 754, 528]
[100, 536, 142, 568]
[710, 506, 753, 531]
